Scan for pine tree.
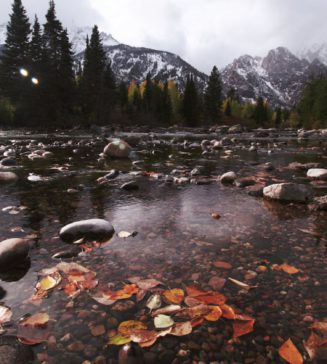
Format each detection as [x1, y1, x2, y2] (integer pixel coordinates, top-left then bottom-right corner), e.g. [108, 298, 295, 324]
[29, 16, 44, 74]
[204, 66, 222, 123]
[0, 0, 31, 101]
[274, 107, 282, 128]
[253, 97, 268, 126]
[161, 81, 172, 124]
[182, 75, 200, 127]
[143, 73, 154, 113]
[224, 99, 232, 116]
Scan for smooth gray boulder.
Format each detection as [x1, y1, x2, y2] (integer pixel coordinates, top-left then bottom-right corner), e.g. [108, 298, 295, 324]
[103, 139, 132, 158]
[220, 171, 237, 184]
[307, 168, 327, 180]
[0, 172, 18, 183]
[263, 183, 313, 203]
[59, 218, 115, 243]
[0, 238, 29, 267]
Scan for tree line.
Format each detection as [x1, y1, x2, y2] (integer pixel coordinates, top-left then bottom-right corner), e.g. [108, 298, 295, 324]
[0, 0, 326, 129]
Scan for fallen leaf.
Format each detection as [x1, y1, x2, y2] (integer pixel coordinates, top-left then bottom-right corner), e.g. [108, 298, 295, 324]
[129, 278, 163, 290]
[56, 262, 90, 274]
[21, 313, 49, 326]
[220, 304, 236, 319]
[184, 296, 202, 307]
[233, 319, 255, 338]
[90, 291, 117, 306]
[130, 329, 158, 344]
[0, 305, 12, 324]
[205, 306, 222, 321]
[196, 292, 226, 305]
[118, 231, 133, 238]
[185, 286, 208, 298]
[109, 334, 132, 346]
[213, 261, 232, 269]
[154, 314, 174, 329]
[273, 263, 300, 275]
[118, 320, 147, 337]
[278, 338, 303, 364]
[170, 321, 193, 336]
[304, 331, 321, 360]
[152, 305, 181, 316]
[228, 277, 253, 289]
[17, 313, 50, 345]
[163, 288, 185, 304]
[37, 272, 62, 291]
[190, 317, 204, 327]
[311, 321, 327, 336]
[176, 304, 211, 319]
[146, 294, 162, 310]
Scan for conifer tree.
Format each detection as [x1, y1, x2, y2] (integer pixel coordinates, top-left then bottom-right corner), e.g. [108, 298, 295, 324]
[0, 0, 31, 100]
[161, 81, 172, 124]
[29, 16, 44, 74]
[253, 96, 267, 126]
[182, 75, 200, 127]
[204, 66, 222, 123]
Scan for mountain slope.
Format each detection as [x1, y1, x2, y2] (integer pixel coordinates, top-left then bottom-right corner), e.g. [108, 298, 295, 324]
[297, 43, 327, 65]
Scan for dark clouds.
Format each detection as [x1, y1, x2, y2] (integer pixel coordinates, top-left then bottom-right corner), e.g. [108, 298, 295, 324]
[1, 0, 326, 73]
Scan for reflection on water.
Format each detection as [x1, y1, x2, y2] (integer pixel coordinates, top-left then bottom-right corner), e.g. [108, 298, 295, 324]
[0, 133, 327, 362]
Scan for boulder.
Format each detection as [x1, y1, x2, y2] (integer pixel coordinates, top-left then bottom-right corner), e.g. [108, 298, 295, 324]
[0, 158, 16, 167]
[0, 172, 18, 183]
[59, 219, 115, 244]
[312, 195, 327, 210]
[220, 171, 237, 184]
[120, 181, 139, 191]
[307, 168, 327, 180]
[228, 124, 243, 134]
[0, 238, 29, 267]
[288, 162, 322, 171]
[103, 139, 132, 158]
[263, 183, 313, 203]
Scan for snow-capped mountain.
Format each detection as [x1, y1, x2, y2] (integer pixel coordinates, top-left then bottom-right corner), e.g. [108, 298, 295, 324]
[69, 26, 119, 55]
[297, 43, 327, 66]
[221, 47, 327, 107]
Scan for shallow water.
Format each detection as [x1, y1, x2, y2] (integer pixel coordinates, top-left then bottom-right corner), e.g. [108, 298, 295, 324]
[0, 132, 327, 363]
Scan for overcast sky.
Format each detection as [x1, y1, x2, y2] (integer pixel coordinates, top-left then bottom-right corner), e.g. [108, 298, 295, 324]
[0, 0, 326, 73]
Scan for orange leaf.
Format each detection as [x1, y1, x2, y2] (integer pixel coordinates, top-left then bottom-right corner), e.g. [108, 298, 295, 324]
[170, 321, 193, 336]
[233, 319, 255, 338]
[184, 296, 202, 307]
[196, 293, 226, 305]
[186, 285, 208, 298]
[304, 332, 321, 360]
[278, 338, 303, 364]
[163, 289, 185, 304]
[273, 263, 300, 275]
[213, 261, 232, 269]
[118, 320, 148, 337]
[220, 304, 236, 320]
[205, 306, 222, 321]
[191, 317, 204, 327]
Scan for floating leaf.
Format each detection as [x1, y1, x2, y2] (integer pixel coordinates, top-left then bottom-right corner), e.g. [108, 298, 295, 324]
[109, 334, 132, 346]
[311, 321, 327, 335]
[136, 278, 163, 290]
[163, 288, 185, 304]
[152, 305, 181, 316]
[176, 304, 211, 319]
[220, 304, 236, 319]
[90, 291, 117, 306]
[37, 272, 62, 291]
[273, 263, 300, 275]
[278, 338, 303, 364]
[228, 277, 253, 289]
[170, 321, 192, 336]
[118, 320, 147, 337]
[196, 292, 226, 305]
[205, 306, 222, 321]
[304, 332, 321, 360]
[213, 261, 232, 269]
[17, 313, 50, 345]
[146, 294, 162, 310]
[154, 314, 174, 329]
[184, 296, 202, 307]
[56, 262, 90, 274]
[0, 305, 12, 324]
[21, 313, 49, 326]
[186, 286, 208, 298]
[130, 329, 158, 344]
[118, 231, 133, 238]
[233, 319, 255, 338]
[190, 317, 204, 327]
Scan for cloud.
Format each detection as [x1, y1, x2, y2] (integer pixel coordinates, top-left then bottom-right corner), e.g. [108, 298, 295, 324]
[1, 0, 327, 73]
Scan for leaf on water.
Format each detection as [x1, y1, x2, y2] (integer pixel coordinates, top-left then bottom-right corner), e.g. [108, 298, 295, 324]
[108, 334, 132, 346]
[273, 263, 300, 275]
[196, 292, 226, 305]
[213, 261, 233, 269]
[190, 317, 204, 327]
[17, 312, 51, 345]
[278, 338, 303, 364]
[154, 314, 174, 329]
[220, 304, 236, 320]
[304, 332, 321, 360]
[163, 288, 185, 304]
[152, 305, 181, 316]
[136, 278, 163, 290]
[204, 306, 223, 322]
[311, 321, 327, 336]
[233, 319, 255, 338]
[176, 304, 211, 319]
[0, 305, 12, 324]
[130, 329, 158, 345]
[136, 289, 147, 302]
[117, 231, 133, 238]
[228, 277, 253, 289]
[21, 313, 50, 326]
[118, 320, 148, 337]
[146, 294, 162, 311]
[186, 286, 208, 298]
[56, 262, 90, 274]
[103, 284, 138, 300]
[184, 296, 202, 307]
[90, 291, 117, 306]
[170, 321, 193, 336]
[37, 272, 62, 291]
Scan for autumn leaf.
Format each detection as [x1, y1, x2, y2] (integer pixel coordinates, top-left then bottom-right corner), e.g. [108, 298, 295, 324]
[37, 272, 62, 291]
[0, 305, 12, 324]
[213, 261, 232, 269]
[176, 304, 211, 319]
[118, 320, 147, 337]
[273, 263, 300, 275]
[304, 332, 321, 360]
[233, 319, 255, 338]
[190, 317, 204, 327]
[109, 334, 132, 346]
[90, 291, 117, 306]
[21, 313, 50, 326]
[186, 285, 209, 298]
[17, 313, 51, 345]
[278, 338, 303, 364]
[196, 292, 226, 305]
[205, 306, 222, 322]
[152, 305, 181, 316]
[170, 321, 193, 336]
[184, 296, 202, 307]
[163, 288, 185, 304]
[146, 294, 162, 311]
[228, 277, 255, 289]
[220, 304, 236, 320]
[154, 314, 174, 329]
[130, 278, 163, 290]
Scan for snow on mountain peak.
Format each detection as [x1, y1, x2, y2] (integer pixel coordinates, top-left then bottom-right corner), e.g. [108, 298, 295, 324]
[297, 43, 327, 66]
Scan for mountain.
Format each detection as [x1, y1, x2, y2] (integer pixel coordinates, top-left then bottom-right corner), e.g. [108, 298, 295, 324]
[75, 43, 208, 89]
[221, 47, 327, 107]
[297, 43, 327, 65]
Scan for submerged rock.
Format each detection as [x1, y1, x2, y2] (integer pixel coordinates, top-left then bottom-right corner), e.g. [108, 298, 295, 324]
[0, 172, 18, 183]
[120, 181, 139, 191]
[0, 336, 34, 364]
[103, 139, 132, 158]
[0, 238, 29, 267]
[263, 183, 313, 203]
[307, 168, 327, 180]
[219, 171, 237, 184]
[312, 195, 327, 210]
[59, 219, 115, 244]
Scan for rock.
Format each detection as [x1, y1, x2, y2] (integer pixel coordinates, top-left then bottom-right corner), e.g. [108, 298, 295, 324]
[52, 246, 81, 259]
[103, 139, 132, 158]
[208, 276, 226, 290]
[0, 172, 18, 183]
[220, 171, 236, 184]
[312, 195, 327, 210]
[0, 158, 16, 167]
[235, 178, 256, 188]
[288, 162, 322, 171]
[263, 183, 313, 203]
[228, 124, 243, 133]
[247, 185, 264, 197]
[120, 181, 139, 191]
[59, 219, 115, 244]
[307, 168, 327, 180]
[0, 336, 34, 364]
[0, 238, 29, 268]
